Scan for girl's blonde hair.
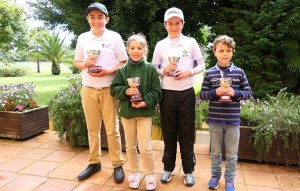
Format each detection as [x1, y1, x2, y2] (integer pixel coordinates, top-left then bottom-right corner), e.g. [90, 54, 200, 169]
[126, 33, 148, 60]
[213, 35, 236, 52]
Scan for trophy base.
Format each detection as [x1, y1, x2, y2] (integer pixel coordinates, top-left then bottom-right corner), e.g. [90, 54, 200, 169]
[167, 71, 177, 77]
[219, 95, 232, 102]
[88, 66, 102, 73]
[130, 93, 143, 102]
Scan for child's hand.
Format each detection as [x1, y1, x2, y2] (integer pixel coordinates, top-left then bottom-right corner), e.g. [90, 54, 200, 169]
[216, 87, 230, 95]
[88, 68, 109, 77]
[84, 58, 96, 68]
[163, 64, 177, 75]
[227, 87, 235, 96]
[131, 101, 146, 108]
[126, 87, 139, 96]
[174, 69, 192, 80]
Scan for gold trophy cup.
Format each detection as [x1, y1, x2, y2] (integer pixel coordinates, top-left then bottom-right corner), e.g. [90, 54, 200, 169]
[127, 77, 143, 102]
[219, 78, 233, 102]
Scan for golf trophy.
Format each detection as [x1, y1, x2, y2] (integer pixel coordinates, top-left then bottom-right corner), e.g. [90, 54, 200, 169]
[219, 78, 233, 102]
[168, 56, 180, 77]
[127, 77, 143, 102]
[87, 49, 102, 73]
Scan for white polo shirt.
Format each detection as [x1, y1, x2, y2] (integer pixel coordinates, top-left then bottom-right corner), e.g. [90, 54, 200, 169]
[74, 28, 128, 88]
[152, 34, 205, 91]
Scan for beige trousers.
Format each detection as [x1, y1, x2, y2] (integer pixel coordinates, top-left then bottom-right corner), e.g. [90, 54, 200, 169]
[121, 116, 154, 175]
[81, 86, 123, 168]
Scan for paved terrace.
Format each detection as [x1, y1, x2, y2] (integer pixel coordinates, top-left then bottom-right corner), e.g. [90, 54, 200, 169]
[0, 130, 299, 191]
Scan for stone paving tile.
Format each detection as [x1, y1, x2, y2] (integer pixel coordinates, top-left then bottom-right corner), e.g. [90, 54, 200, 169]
[35, 179, 79, 191]
[20, 161, 60, 176]
[243, 169, 281, 188]
[0, 158, 35, 172]
[0, 130, 300, 191]
[0, 171, 19, 187]
[19, 148, 56, 160]
[0, 174, 47, 191]
[42, 150, 78, 163]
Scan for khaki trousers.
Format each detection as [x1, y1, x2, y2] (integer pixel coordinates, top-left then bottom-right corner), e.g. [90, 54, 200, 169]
[81, 86, 123, 167]
[121, 117, 154, 175]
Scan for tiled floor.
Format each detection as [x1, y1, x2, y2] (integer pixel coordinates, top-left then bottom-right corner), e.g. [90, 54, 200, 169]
[0, 130, 299, 191]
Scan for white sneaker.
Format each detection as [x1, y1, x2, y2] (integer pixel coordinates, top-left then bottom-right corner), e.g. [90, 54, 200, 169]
[146, 174, 157, 191]
[128, 172, 140, 189]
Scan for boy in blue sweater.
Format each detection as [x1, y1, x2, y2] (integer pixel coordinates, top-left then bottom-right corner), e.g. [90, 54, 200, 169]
[200, 35, 252, 191]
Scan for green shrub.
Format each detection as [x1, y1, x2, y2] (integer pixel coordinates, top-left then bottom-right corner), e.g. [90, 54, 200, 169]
[0, 66, 27, 77]
[48, 74, 88, 147]
[240, 98, 266, 126]
[252, 88, 300, 166]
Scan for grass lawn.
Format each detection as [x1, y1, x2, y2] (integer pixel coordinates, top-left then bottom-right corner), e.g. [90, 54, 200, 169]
[0, 62, 73, 105]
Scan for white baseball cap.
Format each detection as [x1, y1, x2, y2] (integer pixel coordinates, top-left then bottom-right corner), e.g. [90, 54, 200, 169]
[164, 7, 184, 22]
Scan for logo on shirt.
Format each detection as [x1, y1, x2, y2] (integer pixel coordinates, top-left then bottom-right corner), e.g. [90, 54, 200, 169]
[182, 49, 189, 57]
[102, 43, 111, 48]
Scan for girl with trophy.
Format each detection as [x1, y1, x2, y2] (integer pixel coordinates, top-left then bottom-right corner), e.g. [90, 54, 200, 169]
[110, 33, 162, 191]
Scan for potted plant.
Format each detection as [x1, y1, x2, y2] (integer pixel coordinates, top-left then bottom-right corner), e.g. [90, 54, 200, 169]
[0, 82, 49, 139]
[195, 97, 210, 144]
[226, 89, 299, 167]
[252, 88, 300, 166]
[48, 74, 126, 149]
[152, 104, 163, 140]
[48, 74, 88, 147]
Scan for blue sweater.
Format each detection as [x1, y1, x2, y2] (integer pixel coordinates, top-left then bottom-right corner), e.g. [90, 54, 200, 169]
[199, 63, 252, 126]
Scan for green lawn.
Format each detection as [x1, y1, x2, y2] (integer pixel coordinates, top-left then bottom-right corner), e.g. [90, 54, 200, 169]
[0, 62, 73, 105]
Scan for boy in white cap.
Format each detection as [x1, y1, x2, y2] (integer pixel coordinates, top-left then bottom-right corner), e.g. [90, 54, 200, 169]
[152, 7, 205, 186]
[74, 2, 127, 182]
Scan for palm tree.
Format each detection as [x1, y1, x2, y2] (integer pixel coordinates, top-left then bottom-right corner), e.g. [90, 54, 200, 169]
[26, 32, 73, 75]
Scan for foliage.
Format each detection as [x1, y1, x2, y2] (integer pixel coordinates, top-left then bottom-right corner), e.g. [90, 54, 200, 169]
[240, 98, 267, 126]
[24, 32, 74, 75]
[0, 0, 29, 64]
[195, 97, 209, 130]
[29, 0, 216, 56]
[0, 82, 37, 112]
[48, 74, 88, 147]
[152, 104, 161, 128]
[207, 0, 300, 98]
[252, 88, 300, 166]
[0, 65, 27, 77]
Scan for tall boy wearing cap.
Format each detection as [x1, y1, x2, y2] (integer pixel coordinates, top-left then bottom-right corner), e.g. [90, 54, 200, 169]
[152, 7, 205, 186]
[74, 3, 127, 182]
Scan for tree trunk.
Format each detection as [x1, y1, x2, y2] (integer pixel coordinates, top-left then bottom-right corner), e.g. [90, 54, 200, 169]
[37, 59, 40, 73]
[51, 63, 61, 75]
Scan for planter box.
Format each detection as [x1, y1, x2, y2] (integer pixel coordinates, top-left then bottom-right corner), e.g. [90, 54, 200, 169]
[0, 106, 49, 139]
[152, 125, 163, 140]
[221, 126, 299, 165]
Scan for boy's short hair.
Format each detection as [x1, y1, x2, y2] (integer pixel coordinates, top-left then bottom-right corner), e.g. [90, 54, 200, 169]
[86, 3, 108, 16]
[213, 35, 236, 51]
[164, 7, 184, 22]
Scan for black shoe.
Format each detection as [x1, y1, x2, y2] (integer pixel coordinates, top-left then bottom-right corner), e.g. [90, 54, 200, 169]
[114, 166, 125, 183]
[77, 163, 101, 181]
